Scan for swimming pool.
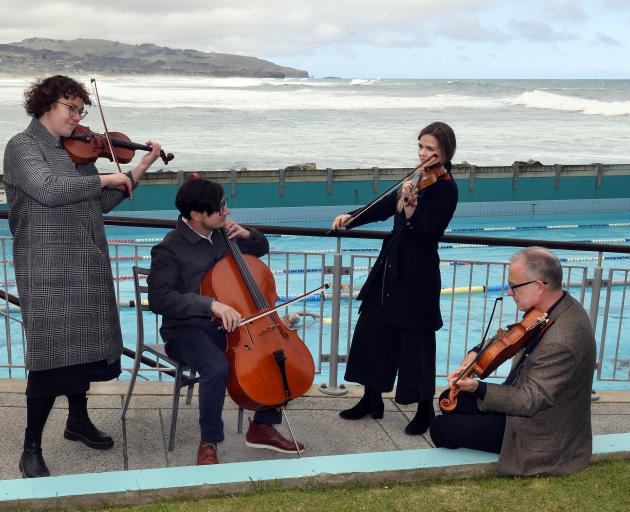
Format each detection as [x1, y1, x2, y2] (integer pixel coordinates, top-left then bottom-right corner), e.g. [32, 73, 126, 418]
[1, 210, 629, 389]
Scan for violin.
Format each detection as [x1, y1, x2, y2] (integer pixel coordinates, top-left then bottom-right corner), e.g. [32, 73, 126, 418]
[61, 124, 174, 166]
[332, 154, 442, 231]
[403, 160, 451, 206]
[439, 307, 553, 413]
[199, 230, 315, 411]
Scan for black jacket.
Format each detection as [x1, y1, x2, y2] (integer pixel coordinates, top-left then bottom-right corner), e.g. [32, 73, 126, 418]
[347, 177, 458, 331]
[148, 216, 269, 341]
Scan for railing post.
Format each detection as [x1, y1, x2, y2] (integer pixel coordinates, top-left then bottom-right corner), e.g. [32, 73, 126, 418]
[1, 239, 13, 378]
[589, 251, 604, 332]
[319, 236, 348, 396]
[589, 251, 604, 399]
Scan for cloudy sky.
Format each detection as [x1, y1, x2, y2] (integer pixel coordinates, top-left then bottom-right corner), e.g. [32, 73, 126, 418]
[1, 0, 629, 78]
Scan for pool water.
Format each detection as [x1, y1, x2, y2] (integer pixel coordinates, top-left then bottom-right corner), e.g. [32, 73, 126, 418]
[2, 210, 629, 389]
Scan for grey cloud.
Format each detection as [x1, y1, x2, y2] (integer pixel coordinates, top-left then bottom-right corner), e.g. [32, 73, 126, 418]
[595, 33, 622, 46]
[437, 12, 507, 42]
[508, 19, 577, 42]
[0, 0, 496, 56]
[548, 1, 589, 22]
[599, 0, 630, 9]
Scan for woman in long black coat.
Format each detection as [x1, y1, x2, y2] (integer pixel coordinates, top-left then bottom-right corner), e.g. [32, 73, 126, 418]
[331, 122, 458, 435]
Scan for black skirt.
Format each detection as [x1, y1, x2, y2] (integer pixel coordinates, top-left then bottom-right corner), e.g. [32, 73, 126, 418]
[344, 289, 437, 404]
[26, 358, 121, 399]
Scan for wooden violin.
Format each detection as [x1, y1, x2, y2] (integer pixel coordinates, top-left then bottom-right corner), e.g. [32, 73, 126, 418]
[403, 159, 451, 206]
[439, 307, 553, 413]
[200, 230, 315, 411]
[332, 154, 441, 231]
[61, 124, 174, 166]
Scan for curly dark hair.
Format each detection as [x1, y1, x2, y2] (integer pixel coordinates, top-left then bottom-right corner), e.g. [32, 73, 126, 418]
[24, 75, 92, 118]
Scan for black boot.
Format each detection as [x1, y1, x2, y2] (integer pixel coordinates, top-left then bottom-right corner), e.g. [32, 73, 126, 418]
[64, 393, 114, 450]
[19, 440, 50, 478]
[339, 388, 384, 420]
[22, 397, 54, 478]
[404, 399, 435, 435]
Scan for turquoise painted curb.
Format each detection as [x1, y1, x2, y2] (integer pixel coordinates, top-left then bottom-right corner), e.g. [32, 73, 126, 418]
[1, 433, 628, 503]
[0, 449, 497, 501]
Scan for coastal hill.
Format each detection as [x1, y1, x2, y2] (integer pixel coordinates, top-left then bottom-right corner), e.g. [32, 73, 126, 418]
[0, 38, 308, 78]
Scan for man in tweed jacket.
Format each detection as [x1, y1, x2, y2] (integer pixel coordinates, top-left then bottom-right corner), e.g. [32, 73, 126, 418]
[431, 247, 596, 477]
[3, 75, 162, 478]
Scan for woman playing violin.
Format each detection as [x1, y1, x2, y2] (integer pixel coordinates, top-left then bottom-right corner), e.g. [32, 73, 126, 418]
[332, 121, 458, 435]
[2, 75, 163, 478]
[430, 247, 596, 477]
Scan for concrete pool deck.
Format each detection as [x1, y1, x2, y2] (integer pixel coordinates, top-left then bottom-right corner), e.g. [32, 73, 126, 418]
[0, 381, 628, 510]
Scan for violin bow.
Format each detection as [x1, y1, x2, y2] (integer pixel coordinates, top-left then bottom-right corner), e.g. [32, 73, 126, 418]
[328, 154, 439, 233]
[235, 282, 330, 328]
[90, 78, 132, 201]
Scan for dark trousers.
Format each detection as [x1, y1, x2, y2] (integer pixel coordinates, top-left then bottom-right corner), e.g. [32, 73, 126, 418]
[430, 389, 506, 454]
[166, 326, 280, 444]
[345, 296, 436, 404]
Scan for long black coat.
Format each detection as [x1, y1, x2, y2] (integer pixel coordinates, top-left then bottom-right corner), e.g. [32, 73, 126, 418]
[347, 177, 458, 332]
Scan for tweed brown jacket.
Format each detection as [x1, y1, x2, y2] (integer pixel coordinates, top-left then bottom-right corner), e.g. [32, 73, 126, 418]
[479, 293, 596, 476]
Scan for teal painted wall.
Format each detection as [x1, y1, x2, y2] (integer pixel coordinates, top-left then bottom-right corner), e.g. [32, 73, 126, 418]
[108, 175, 630, 212]
[2, 174, 629, 212]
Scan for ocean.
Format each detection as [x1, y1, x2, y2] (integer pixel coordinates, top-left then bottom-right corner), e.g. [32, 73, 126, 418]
[1, 75, 630, 173]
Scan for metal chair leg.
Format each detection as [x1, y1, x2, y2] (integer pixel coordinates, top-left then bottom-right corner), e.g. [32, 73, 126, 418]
[185, 369, 196, 405]
[121, 355, 143, 419]
[237, 407, 244, 434]
[168, 366, 184, 451]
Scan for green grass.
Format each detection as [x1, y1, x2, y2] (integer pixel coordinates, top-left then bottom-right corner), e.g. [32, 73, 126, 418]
[79, 457, 629, 512]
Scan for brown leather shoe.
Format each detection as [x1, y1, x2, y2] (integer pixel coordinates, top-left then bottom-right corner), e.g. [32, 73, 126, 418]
[196, 440, 218, 465]
[245, 419, 304, 453]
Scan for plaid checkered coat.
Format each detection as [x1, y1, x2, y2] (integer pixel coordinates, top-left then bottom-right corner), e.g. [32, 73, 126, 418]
[3, 118, 129, 371]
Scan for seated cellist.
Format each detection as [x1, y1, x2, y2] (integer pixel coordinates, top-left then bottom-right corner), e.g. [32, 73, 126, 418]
[430, 247, 596, 477]
[147, 178, 303, 465]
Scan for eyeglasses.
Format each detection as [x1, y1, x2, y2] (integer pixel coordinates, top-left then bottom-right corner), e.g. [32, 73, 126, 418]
[219, 197, 228, 215]
[508, 279, 547, 291]
[55, 101, 88, 120]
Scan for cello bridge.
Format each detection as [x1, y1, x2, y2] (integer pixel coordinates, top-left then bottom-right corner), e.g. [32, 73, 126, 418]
[258, 323, 281, 335]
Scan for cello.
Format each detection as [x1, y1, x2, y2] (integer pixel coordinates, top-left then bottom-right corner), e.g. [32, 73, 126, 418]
[439, 307, 553, 413]
[199, 230, 315, 411]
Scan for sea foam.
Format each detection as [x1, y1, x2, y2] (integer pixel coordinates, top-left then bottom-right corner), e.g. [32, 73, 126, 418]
[506, 90, 630, 116]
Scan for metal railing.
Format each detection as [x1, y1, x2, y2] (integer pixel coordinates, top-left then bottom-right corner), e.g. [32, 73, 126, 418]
[1, 215, 629, 388]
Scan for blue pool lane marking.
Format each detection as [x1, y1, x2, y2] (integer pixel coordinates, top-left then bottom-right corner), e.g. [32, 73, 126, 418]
[1, 433, 628, 503]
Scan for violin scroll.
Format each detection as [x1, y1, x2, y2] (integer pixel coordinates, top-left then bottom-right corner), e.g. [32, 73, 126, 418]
[158, 149, 175, 165]
[438, 387, 459, 413]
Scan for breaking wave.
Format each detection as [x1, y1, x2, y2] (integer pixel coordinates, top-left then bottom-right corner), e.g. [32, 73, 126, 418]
[506, 90, 630, 116]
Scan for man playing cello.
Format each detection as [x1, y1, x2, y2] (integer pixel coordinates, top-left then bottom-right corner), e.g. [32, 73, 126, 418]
[430, 247, 596, 477]
[148, 177, 303, 465]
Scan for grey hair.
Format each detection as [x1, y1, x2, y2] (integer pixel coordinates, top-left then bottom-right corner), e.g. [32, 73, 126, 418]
[509, 247, 563, 289]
